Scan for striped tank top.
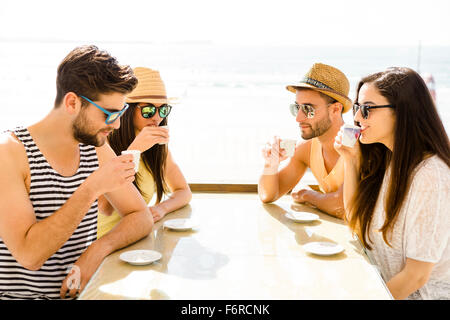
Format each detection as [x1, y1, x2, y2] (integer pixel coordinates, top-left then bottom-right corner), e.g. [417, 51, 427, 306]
[0, 126, 99, 300]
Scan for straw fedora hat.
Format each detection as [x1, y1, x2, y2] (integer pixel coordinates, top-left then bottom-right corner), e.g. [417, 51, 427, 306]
[286, 63, 352, 113]
[126, 67, 178, 104]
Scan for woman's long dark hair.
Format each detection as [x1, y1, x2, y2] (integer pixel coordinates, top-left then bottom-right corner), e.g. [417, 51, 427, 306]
[349, 67, 450, 249]
[108, 103, 169, 203]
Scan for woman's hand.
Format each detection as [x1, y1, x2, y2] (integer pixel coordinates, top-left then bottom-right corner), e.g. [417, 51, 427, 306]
[149, 205, 166, 222]
[334, 125, 362, 218]
[128, 126, 169, 152]
[334, 126, 360, 162]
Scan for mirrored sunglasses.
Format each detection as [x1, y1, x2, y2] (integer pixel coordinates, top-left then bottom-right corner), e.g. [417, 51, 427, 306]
[289, 102, 316, 119]
[138, 104, 172, 119]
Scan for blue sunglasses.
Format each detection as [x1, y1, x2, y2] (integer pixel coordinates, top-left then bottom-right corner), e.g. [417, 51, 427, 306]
[81, 95, 129, 124]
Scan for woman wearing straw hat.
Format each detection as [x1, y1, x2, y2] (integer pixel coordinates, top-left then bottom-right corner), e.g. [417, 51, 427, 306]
[97, 67, 192, 238]
[335, 67, 450, 299]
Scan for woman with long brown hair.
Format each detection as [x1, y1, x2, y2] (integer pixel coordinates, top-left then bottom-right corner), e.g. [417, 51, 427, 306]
[97, 67, 192, 238]
[334, 67, 449, 300]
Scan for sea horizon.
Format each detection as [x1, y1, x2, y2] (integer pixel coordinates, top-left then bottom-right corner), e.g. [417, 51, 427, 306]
[1, 41, 448, 184]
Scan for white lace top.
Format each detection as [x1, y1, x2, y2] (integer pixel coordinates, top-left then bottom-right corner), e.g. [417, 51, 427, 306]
[365, 155, 450, 300]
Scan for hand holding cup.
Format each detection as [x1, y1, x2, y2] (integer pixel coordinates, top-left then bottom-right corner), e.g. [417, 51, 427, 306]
[280, 139, 296, 158]
[121, 150, 140, 173]
[128, 126, 169, 152]
[89, 154, 136, 196]
[334, 124, 361, 160]
[262, 136, 288, 174]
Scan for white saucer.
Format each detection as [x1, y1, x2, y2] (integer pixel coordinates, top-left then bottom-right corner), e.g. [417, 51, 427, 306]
[119, 250, 162, 266]
[285, 211, 319, 223]
[303, 242, 344, 256]
[163, 218, 197, 231]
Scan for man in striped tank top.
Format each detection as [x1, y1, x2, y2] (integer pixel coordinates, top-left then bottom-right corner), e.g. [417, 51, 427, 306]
[0, 45, 154, 299]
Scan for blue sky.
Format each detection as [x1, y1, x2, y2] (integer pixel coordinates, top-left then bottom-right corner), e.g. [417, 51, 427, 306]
[1, 0, 449, 46]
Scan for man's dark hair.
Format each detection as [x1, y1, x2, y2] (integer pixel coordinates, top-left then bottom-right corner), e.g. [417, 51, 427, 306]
[54, 45, 137, 108]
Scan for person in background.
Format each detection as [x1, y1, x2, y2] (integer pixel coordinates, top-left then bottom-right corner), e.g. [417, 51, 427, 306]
[97, 67, 191, 238]
[0, 45, 153, 299]
[421, 73, 437, 103]
[335, 67, 449, 300]
[258, 63, 352, 219]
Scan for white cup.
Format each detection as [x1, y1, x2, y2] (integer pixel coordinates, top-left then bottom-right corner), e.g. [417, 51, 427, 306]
[280, 139, 296, 157]
[121, 150, 140, 173]
[341, 124, 361, 147]
[158, 125, 169, 145]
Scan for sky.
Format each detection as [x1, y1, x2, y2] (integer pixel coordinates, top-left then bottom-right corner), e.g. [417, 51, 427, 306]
[1, 0, 449, 46]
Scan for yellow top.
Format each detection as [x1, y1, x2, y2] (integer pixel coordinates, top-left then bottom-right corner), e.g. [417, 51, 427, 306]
[309, 137, 344, 193]
[97, 155, 156, 238]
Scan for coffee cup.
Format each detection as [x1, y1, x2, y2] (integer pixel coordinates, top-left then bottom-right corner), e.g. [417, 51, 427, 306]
[280, 139, 296, 157]
[121, 150, 140, 173]
[341, 124, 361, 147]
[159, 125, 169, 145]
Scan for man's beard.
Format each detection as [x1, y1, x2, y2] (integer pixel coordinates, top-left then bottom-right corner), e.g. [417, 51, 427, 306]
[301, 114, 332, 140]
[72, 111, 108, 147]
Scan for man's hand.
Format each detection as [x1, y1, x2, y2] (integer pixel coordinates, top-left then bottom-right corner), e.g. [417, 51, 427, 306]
[292, 188, 345, 219]
[291, 189, 311, 203]
[88, 154, 136, 197]
[60, 242, 105, 299]
[261, 136, 288, 175]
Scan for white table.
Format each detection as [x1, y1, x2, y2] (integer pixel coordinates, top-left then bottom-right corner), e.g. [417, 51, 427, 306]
[79, 193, 392, 300]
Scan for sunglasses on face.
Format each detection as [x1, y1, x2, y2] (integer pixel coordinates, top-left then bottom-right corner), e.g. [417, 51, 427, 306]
[353, 102, 395, 119]
[81, 95, 129, 124]
[289, 102, 316, 119]
[138, 104, 172, 119]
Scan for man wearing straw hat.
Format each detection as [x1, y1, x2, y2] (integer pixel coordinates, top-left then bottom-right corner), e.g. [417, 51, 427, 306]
[258, 63, 352, 219]
[0, 45, 153, 299]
